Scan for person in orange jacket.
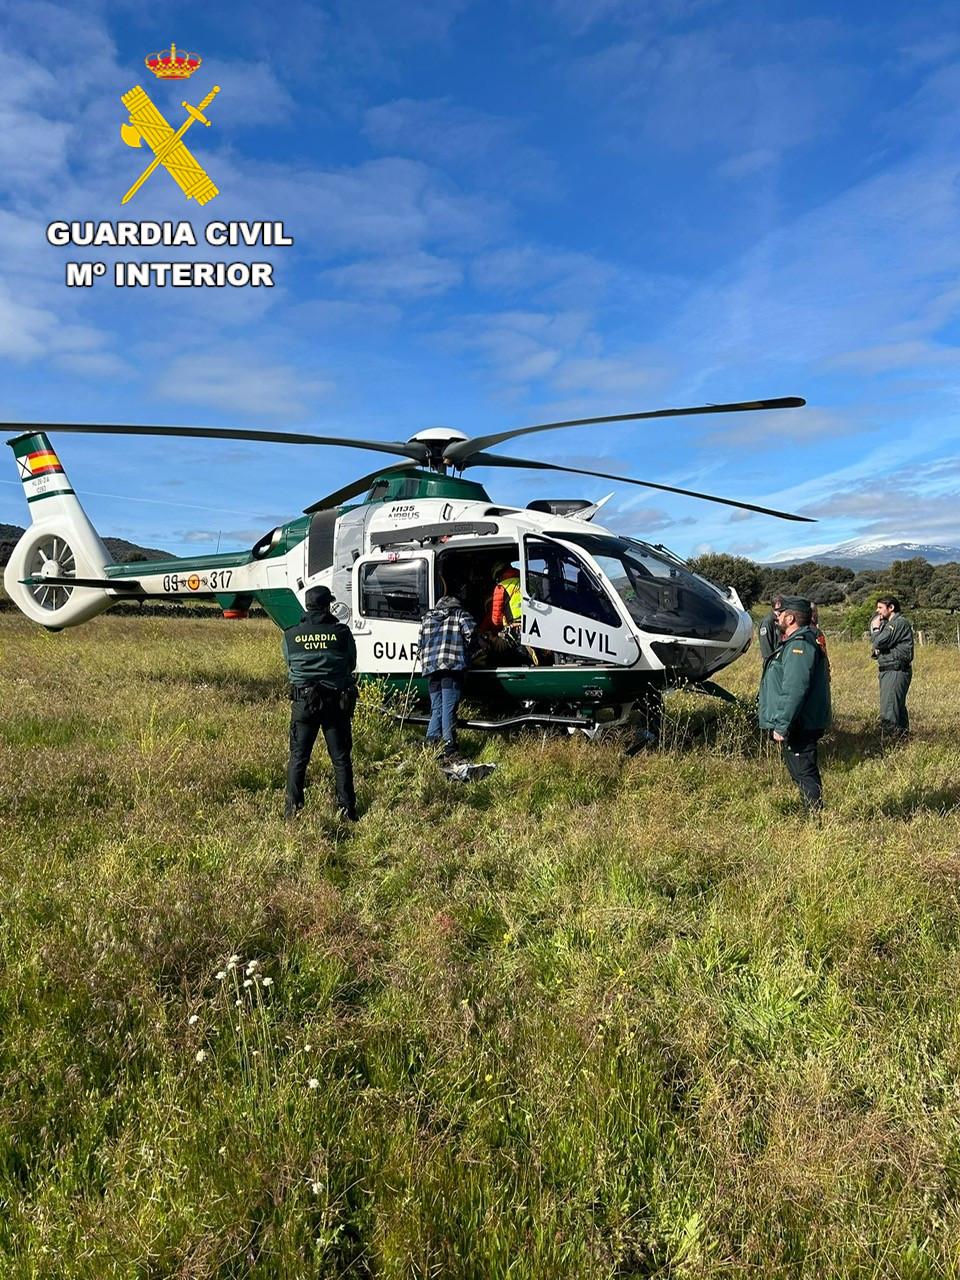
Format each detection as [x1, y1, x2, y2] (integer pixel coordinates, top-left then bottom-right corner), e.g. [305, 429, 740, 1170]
[490, 561, 522, 631]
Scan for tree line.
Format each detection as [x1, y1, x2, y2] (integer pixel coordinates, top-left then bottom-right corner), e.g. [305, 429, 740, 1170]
[686, 553, 960, 613]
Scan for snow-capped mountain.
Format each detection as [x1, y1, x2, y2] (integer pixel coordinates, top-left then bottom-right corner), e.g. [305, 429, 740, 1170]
[765, 539, 960, 570]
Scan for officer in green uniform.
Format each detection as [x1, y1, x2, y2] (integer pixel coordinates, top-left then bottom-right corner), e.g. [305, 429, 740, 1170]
[758, 594, 784, 666]
[871, 595, 914, 739]
[758, 596, 831, 811]
[282, 585, 358, 821]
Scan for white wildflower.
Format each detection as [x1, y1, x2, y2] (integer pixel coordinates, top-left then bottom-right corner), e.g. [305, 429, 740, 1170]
[261, 977, 273, 987]
[227, 954, 240, 969]
[218, 1145, 227, 1156]
[215, 970, 226, 981]
[245, 960, 260, 975]
[311, 1180, 322, 1195]
[188, 1014, 199, 1026]
[243, 978, 253, 989]
[195, 1049, 207, 1063]
[304, 1043, 312, 1053]
[308, 1077, 320, 1090]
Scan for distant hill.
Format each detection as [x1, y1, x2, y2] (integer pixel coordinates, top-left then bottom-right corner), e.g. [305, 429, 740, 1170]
[0, 524, 174, 568]
[765, 540, 960, 571]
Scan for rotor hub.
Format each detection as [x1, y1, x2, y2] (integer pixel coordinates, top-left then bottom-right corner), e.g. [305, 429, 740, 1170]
[406, 427, 470, 473]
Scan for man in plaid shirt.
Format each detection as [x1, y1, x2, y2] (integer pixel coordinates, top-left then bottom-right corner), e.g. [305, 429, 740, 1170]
[418, 593, 477, 757]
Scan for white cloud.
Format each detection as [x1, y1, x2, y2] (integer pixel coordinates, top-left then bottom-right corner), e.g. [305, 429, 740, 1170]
[220, 156, 508, 258]
[571, 18, 855, 164]
[700, 406, 860, 450]
[666, 150, 960, 382]
[181, 528, 267, 545]
[541, 0, 721, 36]
[365, 97, 516, 165]
[716, 147, 779, 180]
[198, 59, 295, 126]
[363, 96, 554, 192]
[319, 251, 462, 296]
[471, 245, 617, 306]
[0, 284, 126, 374]
[156, 351, 334, 417]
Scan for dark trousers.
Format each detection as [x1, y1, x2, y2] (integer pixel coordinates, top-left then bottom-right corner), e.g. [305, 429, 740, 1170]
[879, 668, 911, 732]
[286, 698, 356, 817]
[780, 728, 823, 811]
[426, 670, 464, 749]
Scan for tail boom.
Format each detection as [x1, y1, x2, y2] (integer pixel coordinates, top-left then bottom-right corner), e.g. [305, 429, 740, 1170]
[4, 432, 113, 629]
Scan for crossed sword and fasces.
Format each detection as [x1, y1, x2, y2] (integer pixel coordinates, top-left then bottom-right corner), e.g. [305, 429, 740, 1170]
[120, 84, 220, 205]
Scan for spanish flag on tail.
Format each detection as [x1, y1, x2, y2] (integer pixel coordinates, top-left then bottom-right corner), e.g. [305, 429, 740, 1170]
[12, 433, 74, 501]
[18, 446, 65, 480]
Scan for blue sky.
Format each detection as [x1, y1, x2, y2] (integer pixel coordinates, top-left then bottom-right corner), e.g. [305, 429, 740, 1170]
[2, 0, 960, 560]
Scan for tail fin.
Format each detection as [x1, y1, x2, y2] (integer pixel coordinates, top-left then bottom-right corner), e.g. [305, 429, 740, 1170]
[3, 432, 114, 629]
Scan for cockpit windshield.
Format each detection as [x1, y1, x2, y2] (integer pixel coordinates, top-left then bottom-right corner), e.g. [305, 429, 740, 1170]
[553, 532, 740, 642]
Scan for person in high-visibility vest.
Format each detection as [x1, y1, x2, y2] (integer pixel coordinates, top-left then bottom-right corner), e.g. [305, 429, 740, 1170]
[490, 561, 522, 630]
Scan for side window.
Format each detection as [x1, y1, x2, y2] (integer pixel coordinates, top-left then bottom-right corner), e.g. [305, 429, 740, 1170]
[525, 539, 621, 627]
[525, 545, 550, 605]
[359, 559, 428, 620]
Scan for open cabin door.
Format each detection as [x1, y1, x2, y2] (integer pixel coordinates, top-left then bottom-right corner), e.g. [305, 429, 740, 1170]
[521, 533, 638, 666]
[351, 551, 432, 673]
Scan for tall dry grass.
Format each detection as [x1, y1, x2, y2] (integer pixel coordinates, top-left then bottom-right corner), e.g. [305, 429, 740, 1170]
[1, 613, 959, 1278]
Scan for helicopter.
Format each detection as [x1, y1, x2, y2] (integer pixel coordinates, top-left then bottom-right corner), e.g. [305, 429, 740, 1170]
[3, 396, 812, 735]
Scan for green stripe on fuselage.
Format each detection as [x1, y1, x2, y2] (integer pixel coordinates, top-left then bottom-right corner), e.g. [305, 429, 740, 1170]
[103, 551, 253, 579]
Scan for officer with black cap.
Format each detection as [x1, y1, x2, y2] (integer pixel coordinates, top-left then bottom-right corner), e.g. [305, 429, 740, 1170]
[758, 595, 831, 811]
[282, 585, 358, 821]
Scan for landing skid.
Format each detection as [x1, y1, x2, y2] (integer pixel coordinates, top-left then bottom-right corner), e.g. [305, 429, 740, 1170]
[396, 703, 636, 733]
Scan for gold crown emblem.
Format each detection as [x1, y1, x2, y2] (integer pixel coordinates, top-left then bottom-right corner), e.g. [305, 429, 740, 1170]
[145, 43, 202, 80]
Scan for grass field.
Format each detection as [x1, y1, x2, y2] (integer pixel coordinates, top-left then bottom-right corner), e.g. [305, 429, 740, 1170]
[2, 612, 960, 1278]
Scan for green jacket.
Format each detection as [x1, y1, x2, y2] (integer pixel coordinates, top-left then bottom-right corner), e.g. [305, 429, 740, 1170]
[283, 608, 357, 688]
[758, 624, 831, 735]
[871, 612, 913, 671]
[758, 610, 783, 665]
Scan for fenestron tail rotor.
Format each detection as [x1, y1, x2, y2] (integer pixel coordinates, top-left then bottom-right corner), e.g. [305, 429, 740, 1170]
[26, 534, 77, 611]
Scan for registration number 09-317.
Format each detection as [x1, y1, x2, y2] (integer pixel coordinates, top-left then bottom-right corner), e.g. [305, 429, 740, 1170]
[161, 570, 233, 592]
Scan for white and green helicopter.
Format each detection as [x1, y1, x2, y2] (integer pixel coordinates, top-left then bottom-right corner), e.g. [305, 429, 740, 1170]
[3, 397, 812, 734]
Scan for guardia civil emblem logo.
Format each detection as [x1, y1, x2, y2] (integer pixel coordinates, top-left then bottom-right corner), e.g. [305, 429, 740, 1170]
[119, 44, 220, 206]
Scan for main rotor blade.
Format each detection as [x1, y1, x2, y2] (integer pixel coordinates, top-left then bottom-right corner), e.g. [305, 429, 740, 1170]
[443, 396, 805, 464]
[3, 422, 429, 462]
[304, 462, 419, 513]
[464, 451, 815, 522]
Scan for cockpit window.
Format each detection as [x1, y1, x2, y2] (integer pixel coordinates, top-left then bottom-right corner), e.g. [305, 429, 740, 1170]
[553, 532, 739, 642]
